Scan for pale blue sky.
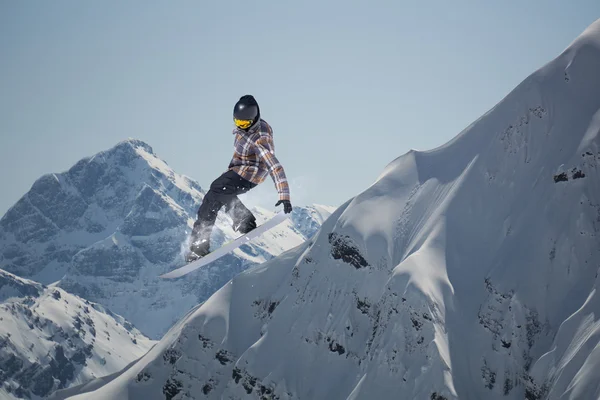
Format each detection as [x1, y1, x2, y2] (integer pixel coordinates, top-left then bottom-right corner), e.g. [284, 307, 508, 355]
[1, 1, 599, 215]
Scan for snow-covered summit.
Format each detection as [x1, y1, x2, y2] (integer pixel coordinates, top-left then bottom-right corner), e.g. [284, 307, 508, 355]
[0, 137, 200, 280]
[564, 17, 600, 50]
[0, 269, 154, 400]
[56, 19, 600, 400]
[0, 137, 332, 339]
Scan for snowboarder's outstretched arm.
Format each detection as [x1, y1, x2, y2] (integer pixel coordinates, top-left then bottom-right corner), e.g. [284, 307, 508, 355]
[255, 133, 290, 202]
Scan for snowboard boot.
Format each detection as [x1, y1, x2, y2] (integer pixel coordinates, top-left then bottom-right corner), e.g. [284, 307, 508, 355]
[186, 238, 210, 263]
[233, 214, 257, 235]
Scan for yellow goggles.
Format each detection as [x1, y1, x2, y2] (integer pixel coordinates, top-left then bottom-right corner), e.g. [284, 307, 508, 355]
[234, 118, 253, 129]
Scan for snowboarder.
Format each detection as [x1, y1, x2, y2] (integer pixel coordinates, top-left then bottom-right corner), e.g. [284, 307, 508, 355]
[186, 95, 292, 262]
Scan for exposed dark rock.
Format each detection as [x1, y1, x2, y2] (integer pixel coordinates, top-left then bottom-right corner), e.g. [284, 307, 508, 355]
[202, 382, 214, 394]
[73, 316, 83, 330]
[232, 367, 243, 383]
[163, 348, 181, 365]
[504, 376, 513, 395]
[71, 348, 88, 365]
[215, 349, 232, 365]
[14, 386, 31, 399]
[31, 365, 57, 396]
[83, 315, 94, 327]
[328, 340, 346, 355]
[122, 320, 134, 332]
[8, 345, 77, 397]
[242, 379, 254, 394]
[411, 316, 423, 330]
[525, 310, 542, 349]
[481, 360, 496, 390]
[199, 334, 212, 348]
[230, 367, 279, 400]
[1, 354, 24, 379]
[268, 301, 279, 315]
[162, 378, 183, 400]
[51, 345, 76, 387]
[572, 169, 585, 179]
[136, 371, 152, 382]
[357, 298, 370, 314]
[328, 233, 369, 269]
[524, 374, 548, 400]
[553, 172, 568, 182]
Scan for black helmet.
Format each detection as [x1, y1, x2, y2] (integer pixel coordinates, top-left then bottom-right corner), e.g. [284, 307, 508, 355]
[233, 95, 260, 130]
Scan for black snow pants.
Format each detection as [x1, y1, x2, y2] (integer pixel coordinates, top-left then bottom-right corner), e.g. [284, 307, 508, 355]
[191, 170, 257, 246]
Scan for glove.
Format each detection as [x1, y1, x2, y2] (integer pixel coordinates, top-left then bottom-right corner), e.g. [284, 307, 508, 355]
[275, 199, 293, 214]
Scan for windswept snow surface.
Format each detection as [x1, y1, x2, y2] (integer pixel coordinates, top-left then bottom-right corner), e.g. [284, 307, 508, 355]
[0, 138, 332, 339]
[55, 19, 600, 400]
[0, 269, 154, 400]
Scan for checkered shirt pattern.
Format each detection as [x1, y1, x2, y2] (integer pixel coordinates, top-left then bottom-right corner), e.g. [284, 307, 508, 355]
[228, 119, 290, 201]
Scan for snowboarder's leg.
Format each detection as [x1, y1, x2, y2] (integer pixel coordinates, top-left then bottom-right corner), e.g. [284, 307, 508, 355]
[189, 189, 222, 260]
[225, 196, 256, 233]
[218, 171, 257, 233]
[189, 171, 256, 260]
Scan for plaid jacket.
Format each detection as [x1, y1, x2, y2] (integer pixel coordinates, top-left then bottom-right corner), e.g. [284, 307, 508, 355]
[228, 119, 290, 201]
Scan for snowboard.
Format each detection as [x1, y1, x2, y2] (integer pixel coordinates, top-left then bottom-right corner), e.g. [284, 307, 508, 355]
[159, 211, 290, 279]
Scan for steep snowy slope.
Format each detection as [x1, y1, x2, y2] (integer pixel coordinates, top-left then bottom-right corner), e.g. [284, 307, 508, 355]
[0, 139, 332, 339]
[55, 19, 600, 400]
[0, 269, 154, 400]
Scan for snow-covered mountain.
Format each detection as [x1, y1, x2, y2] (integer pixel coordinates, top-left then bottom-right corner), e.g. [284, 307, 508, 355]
[0, 269, 154, 400]
[54, 19, 600, 400]
[0, 139, 332, 339]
